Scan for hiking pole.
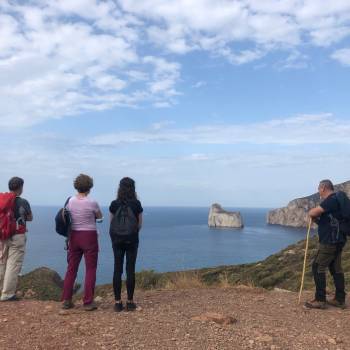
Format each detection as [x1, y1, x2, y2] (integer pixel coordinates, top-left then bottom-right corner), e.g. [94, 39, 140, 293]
[298, 217, 312, 304]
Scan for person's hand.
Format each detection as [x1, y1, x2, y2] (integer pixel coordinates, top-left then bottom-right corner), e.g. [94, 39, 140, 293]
[311, 217, 319, 224]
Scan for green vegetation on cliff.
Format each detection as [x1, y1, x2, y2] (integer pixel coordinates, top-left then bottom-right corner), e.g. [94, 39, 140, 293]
[131, 235, 350, 292]
[95, 234, 350, 295]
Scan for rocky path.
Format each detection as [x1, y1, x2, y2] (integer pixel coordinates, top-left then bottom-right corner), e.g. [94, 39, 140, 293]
[0, 286, 349, 350]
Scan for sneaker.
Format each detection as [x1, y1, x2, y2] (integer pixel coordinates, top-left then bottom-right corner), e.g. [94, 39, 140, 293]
[114, 302, 123, 312]
[62, 300, 75, 309]
[83, 301, 97, 311]
[327, 298, 346, 309]
[126, 301, 137, 312]
[304, 299, 327, 309]
[0, 295, 20, 302]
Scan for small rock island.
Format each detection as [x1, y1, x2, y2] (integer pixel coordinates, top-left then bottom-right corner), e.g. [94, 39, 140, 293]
[208, 203, 243, 228]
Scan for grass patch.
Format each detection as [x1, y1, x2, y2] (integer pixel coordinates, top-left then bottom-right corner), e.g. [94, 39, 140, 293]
[164, 272, 204, 290]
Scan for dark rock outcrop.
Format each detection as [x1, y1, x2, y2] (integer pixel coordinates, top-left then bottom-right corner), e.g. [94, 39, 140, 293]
[267, 180, 350, 227]
[17, 267, 80, 301]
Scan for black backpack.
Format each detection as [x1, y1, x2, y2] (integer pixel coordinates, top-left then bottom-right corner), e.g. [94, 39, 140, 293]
[55, 197, 72, 238]
[109, 202, 138, 243]
[336, 191, 350, 236]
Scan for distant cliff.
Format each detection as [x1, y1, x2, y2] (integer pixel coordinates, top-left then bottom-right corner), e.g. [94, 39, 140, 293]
[267, 180, 350, 227]
[208, 204, 243, 228]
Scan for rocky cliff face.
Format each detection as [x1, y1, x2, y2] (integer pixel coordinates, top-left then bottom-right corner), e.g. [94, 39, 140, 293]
[267, 180, 350, 227]
[208, 203, 243, 228]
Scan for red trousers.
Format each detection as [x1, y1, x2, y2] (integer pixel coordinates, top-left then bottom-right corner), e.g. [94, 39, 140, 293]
[62, 230, 98, 305]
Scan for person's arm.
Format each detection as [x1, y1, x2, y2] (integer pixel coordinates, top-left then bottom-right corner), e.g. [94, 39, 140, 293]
[94, 201, 103, 220]
[308, 206, 325, 219]
[23, 200, 33, 221]
[138, 213, 143, 230]
[109, 201, 116, 222]
[26, 212, 33, 222]
[95, 209, 103, 220]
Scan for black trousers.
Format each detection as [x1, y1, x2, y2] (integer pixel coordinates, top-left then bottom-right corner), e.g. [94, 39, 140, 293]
[312, 243, 346, 302]
[112, 241, 138, 301]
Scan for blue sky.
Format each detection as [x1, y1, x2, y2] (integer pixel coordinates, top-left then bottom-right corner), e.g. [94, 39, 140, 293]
[1, 0, 350, 207]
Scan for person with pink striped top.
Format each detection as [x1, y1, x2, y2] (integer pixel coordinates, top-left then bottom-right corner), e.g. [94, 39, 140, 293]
[62, 174, 103, 311]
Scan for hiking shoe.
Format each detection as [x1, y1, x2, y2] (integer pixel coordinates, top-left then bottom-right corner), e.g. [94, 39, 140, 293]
[327, 298, 346, 309]
[304, 299, 327, 309]
[62, 300, 75, 309]
[114, 302, 123, 312]
[83, 301, 97, 311]
[126, 301, 137, 312]
[1, 295, 20, 302]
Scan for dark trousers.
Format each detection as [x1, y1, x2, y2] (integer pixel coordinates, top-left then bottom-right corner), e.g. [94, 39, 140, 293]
[312, 243, 346, 302]
[62, 230, 98, 305]
[112, 241, 138, 301]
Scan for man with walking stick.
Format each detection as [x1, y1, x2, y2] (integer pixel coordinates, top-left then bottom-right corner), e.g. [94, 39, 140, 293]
[305, 179, 347, 309]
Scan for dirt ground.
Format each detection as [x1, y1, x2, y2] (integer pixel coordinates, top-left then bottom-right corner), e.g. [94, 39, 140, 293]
[0, 286, 349, 350]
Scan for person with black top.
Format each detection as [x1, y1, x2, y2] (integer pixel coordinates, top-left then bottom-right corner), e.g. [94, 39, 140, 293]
[109, 177, 143, 312]
[305, 179, 347, 309]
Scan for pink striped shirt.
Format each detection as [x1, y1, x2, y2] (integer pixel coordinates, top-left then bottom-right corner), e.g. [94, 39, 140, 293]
[67, 196, 100, 231]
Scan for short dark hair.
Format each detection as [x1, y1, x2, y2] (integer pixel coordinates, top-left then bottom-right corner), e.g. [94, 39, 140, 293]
[74, 174, 93, 193]
[8, 177, 24, 191]
[319, 179, 334, 191]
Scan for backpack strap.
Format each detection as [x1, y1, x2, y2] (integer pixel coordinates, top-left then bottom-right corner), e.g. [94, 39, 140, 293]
[61, 197, 71, 222]
[63, 197, 71, 251]
[64, 197, 71, 208]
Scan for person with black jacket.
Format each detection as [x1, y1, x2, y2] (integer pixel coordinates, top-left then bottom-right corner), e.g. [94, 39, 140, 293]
[305, 179, 347, 309]
[109, 177, 143, 312]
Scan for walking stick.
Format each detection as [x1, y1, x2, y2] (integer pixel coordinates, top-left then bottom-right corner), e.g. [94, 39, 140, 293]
[298, 217, 312, 304]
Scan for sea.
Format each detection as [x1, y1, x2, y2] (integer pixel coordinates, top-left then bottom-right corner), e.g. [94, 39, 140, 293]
[23, 207, 308, 284]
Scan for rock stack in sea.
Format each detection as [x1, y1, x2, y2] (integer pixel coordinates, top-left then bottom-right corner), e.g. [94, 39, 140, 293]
[208, 203, 243, 228]
[267, 180, 350, 228]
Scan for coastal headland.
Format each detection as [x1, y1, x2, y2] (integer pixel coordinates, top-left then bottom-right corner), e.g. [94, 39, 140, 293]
[267, 180, 350, 227]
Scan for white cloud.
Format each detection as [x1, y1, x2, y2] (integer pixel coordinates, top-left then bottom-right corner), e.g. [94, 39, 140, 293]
[89, 113, 350, 146]
[147, 25, 195, 54]
[153, 101, 172, 108]
[1, 1, 350, 128]
[310, 26, 350, 47]
[192, 81, 206, 88]
[332, 48, 350, 66]
[218, 48, 266, 65]
[151, 120, 175, 130]
[120, 0, 350, 56]
[0, 1, 180, 128]
[275, 51, 309, 70]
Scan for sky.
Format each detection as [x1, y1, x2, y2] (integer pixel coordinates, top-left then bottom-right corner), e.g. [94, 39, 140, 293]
[0, 0, 350, 208]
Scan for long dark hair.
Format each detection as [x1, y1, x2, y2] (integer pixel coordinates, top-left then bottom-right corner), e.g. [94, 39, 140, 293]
[117, 177, 137, 202]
